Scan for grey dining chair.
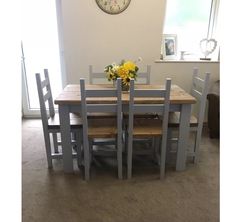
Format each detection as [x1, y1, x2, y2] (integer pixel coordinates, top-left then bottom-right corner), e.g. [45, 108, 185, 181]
[35, 69, 83, 168]
[126, 78, 171, 179]
[167, 67, 210, 164]
[80, 78, 123, 181]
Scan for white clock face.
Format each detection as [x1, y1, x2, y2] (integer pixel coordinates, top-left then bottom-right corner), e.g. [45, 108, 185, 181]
[96, 0, 131, 15]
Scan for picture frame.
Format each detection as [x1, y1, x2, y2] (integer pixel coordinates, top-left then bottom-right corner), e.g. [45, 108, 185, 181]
[162, 34, 177, 60]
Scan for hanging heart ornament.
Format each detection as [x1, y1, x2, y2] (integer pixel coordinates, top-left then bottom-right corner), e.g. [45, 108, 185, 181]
[200, 38, 217, 58]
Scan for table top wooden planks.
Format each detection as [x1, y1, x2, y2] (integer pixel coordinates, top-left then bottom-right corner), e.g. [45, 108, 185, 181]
[54, 84, 196, 105]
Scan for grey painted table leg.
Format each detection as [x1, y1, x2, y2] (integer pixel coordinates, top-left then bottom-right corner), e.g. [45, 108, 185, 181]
[59, 105, 74, 173]
[176, 104, 191, 171]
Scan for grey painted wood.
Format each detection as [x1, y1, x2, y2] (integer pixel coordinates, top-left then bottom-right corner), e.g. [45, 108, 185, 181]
[137, 65, 151, 84]
[171, 67, 210, 169]
[44, 69, 55, 117]
[127, 78, 171, 179]
[36, 72, 53, 168]
[80, 78, 123, 181]
[58, 105, 74, 173]
[56, 83, 194, 174]
[191, 68, 210, 163]
[89, 65, 107, 84]
[160, 79, 171, 179]
[52, 133, 59, 153]
[176, 104, 192, 171]
[127, 80, 134, 179]
[80, 79, 90, 180]
[76, 131, 83, 166]
[36, 70, 82, 171]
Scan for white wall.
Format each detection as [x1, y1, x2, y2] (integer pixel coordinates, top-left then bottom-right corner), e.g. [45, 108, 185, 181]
[59, 0, 219, 91]
[61, 0, 167, 83]
[152, 61, 219, 91]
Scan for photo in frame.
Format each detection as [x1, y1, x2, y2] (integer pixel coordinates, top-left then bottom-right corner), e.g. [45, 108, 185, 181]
[162, 34, 177, 60]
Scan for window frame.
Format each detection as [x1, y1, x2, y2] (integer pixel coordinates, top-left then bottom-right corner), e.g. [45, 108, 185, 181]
[162, 0, 220, 61]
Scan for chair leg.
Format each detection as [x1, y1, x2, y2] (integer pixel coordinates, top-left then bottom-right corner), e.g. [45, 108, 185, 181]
[44, 132, 53, 168]
[127, 134, 133, 179]
[117, 136, 123, 179]
[160, 136, 167, 180]
[193, 128, 202, 164]
[89, 139, 93, 164]
[124, 130, 128, 154]
[153, 137, 160, 165]
[71, 132, 77, 152]
[83, 132, 90, 181]
[52, 132, 59, 153]
[75, 130, 83, 167]
[84, 148, 90, 181]
[166, 129, 173, 164]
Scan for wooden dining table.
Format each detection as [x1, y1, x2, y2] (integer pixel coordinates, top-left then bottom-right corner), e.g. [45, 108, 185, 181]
[54, 84, 196, 173]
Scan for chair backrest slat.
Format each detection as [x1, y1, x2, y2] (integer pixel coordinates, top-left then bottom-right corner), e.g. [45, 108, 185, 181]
[35, 69, 55, 129]
[136, 65, 151, 84]
[191, 89, 202, 100]
[43, 69, 55, 117]
[89, 65, 107, 84]
[36, 73, 48, 128]
[44, 91, 51, 102]
[193, 76, 205, 89]
[191, 67, 210, 122]
[41, 78, 49, 88]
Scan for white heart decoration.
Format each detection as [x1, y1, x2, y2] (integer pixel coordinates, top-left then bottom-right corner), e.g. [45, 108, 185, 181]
[200, 38, 217, 58]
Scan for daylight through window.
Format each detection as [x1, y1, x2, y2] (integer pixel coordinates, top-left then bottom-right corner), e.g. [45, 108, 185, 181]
[162, 0, 220, 60]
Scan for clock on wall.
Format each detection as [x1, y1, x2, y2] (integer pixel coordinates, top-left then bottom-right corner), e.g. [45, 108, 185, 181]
[95, 0, 131, 15]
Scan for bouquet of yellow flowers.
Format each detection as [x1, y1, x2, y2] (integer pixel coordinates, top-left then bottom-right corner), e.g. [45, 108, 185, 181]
[104, 58, 142, 87]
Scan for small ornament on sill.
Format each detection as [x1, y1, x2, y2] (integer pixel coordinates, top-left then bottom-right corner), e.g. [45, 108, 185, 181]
[199, 38, 217, 60]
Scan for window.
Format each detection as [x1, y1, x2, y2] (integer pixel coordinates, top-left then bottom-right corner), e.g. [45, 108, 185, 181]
[162, 0, 220, 60]
[22, 0, 63, 116]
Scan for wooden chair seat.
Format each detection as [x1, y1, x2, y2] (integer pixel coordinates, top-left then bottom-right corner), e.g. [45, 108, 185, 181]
[88, 119, 117, 138]
[48, 113, 83, 130]
[124, 112, 159, 120]
[132, 119, 163, 138]
[87, 112, 116, 119]
[68, 112, 116, 119]
[168, 112, 198, 127]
